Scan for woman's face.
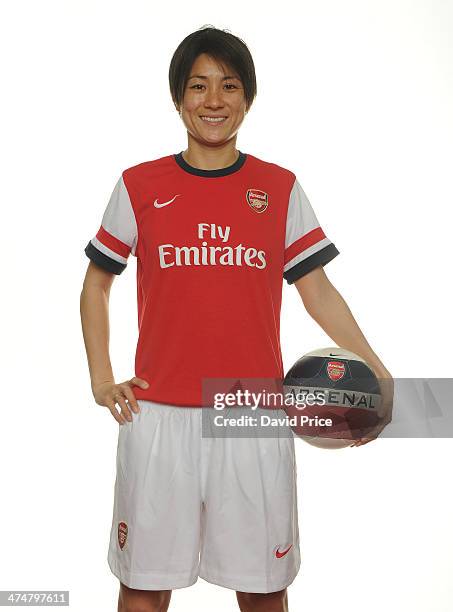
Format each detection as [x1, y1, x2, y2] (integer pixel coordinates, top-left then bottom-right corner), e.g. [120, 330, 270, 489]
[178, 53, 247, 146]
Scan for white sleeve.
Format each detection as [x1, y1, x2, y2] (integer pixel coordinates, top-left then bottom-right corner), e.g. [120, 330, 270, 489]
[283, 178, 339, 284]
[84, 174, 138, 274]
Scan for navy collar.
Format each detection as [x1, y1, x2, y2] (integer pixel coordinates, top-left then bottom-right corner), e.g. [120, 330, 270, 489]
[174, 150, 247, 177]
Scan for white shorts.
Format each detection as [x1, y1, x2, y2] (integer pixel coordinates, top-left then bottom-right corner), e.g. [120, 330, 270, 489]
[107, 400, 301, 593]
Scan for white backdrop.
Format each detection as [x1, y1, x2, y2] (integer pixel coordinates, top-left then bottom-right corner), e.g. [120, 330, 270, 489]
[1, 1, 452, 610]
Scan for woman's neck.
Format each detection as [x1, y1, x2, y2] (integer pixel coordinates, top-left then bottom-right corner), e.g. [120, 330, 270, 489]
[182, 138, 240, 170]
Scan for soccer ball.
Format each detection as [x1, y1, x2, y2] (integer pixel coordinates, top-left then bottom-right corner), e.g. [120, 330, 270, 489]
[283, 347, 382, 449]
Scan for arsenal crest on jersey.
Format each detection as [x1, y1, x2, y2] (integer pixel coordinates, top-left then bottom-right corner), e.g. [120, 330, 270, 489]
[118, 522, 128, 550]
[326, 360, 346, 381]
[246, 189, 269, 213]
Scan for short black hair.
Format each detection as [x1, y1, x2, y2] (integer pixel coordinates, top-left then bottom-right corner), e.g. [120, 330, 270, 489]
[169, 25, 257, 112]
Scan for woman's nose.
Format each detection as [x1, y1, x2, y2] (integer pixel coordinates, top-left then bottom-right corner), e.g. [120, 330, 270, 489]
[204, 87, 223, 108]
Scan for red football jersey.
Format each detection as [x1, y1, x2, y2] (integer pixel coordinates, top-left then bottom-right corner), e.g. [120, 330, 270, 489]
[85, 152, 339, 406]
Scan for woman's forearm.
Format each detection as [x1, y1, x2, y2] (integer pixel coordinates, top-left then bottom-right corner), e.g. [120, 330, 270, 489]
[296, 272, 391, 377]
[80, 285, 115, 392]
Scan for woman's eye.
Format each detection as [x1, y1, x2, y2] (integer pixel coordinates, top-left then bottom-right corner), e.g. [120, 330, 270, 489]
[189, 83, 238, 90]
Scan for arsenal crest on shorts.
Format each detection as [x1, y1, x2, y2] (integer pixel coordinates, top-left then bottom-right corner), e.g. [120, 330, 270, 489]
[326, 360, 346, 381]
[246, 189, 269, 213]
[118, 522, 128, 550]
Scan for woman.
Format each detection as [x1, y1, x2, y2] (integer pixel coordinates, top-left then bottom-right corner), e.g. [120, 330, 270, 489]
[80, 25, 393, 612]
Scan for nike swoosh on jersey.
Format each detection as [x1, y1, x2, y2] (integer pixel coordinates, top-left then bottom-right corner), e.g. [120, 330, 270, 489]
[275, 545, 292, 558]
[153, 194, 181, 208]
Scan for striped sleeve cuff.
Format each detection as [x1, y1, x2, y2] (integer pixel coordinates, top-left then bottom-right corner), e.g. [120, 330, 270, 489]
[283, 227, 339, 284]
[84, 225, 132, 275]
[283, 243, 339, 284]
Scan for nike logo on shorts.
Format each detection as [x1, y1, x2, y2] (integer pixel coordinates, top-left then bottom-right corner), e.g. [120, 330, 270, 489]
[275, 544, 292, 558]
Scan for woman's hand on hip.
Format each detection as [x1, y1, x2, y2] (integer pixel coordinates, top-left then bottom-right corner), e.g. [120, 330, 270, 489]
[93, 377, 149, 424]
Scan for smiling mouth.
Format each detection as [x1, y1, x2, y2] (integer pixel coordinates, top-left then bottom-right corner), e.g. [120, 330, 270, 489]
[199, 116, 228, 124]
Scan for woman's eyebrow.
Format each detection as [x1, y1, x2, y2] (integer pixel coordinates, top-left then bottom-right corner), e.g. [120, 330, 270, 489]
[188, 75, 240, 80]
